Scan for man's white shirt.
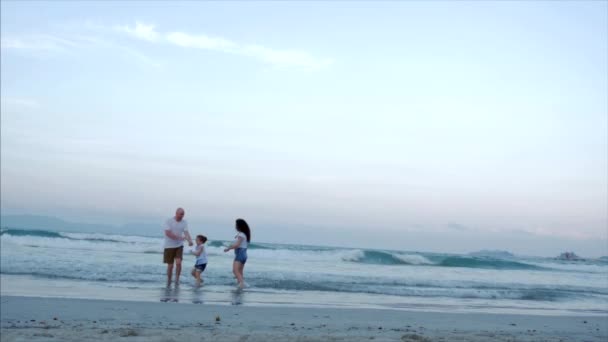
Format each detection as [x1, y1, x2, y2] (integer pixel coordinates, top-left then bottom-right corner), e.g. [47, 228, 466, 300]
[163, 217, 188, 249]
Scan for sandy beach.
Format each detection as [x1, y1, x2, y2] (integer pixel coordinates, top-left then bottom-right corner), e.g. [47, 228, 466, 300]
[1, 296, 606, 341]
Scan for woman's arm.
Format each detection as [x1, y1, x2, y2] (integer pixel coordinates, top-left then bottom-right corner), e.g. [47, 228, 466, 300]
[224, 236, 243, 252]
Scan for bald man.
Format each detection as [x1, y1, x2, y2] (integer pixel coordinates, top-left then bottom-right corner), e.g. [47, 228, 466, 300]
[163, 208, 193, 287]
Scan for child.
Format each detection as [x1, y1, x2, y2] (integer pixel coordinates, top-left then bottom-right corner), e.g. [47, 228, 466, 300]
[190, 235, 208, 287]
[223, 219, 251, 289]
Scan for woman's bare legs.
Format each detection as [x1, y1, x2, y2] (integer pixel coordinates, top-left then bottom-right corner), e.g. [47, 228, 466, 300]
[233, 261, 244, 287]
[238, 263, 245, 287]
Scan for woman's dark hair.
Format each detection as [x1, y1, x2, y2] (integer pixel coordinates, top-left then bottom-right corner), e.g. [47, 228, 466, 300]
[196, 235, 207, 243]
[235, 218, 251, 242]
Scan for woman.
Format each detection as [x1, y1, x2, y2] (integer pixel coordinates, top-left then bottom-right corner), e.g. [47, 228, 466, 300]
[224, 218, 251, 289]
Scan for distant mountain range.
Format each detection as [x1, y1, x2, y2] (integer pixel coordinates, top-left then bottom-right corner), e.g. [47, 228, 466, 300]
[468, 250, 515, 258]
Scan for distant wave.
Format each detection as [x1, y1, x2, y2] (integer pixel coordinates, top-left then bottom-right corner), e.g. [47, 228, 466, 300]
[207, 240, 226, 248]
[437, 256, 545, 270]
[247, 243, 274, 250]
[207, 240, 271, 250]
[1, 229, 162, 254]
[468, 250, 514, 258]
[0, 228, 597, 272]
[341, 249, 544, 270]
[1, 229, 64, 238]
[1, 229, 147, 244]
[342, 250, 434, 266]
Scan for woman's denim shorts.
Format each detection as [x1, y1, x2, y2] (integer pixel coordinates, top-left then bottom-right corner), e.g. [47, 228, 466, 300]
[234, 248, 247, 264]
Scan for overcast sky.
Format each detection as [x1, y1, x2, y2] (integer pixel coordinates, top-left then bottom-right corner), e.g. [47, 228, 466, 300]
[1, 1, 606, 256]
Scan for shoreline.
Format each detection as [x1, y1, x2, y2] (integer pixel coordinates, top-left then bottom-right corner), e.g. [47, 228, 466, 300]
[2, 274, 606, 317]
[1, 295, 606, 341]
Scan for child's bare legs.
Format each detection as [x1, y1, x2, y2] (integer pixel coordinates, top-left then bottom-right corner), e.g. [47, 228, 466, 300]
[191, 268, 202, 287]
[195, 271, 202, 287]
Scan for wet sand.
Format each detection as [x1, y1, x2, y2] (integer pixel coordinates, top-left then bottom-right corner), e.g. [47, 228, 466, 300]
[1, 296, 606, 341]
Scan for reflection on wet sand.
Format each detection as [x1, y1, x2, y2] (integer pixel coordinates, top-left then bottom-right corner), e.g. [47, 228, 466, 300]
[192, 286, 205, 304]
[160, 286, 180, 303]
[158, 284, 246, 305]
[231, 288, 245, 305]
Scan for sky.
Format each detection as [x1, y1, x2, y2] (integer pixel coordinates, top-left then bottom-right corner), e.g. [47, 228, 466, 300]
[1, 1, 607, 256]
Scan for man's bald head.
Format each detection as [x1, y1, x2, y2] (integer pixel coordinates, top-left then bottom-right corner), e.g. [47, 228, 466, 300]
[175, 208, 185, 221]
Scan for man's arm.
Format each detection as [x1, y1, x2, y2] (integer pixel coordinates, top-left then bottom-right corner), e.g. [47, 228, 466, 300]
[184, 230, 193, 246]
[164, 229, 181, 240]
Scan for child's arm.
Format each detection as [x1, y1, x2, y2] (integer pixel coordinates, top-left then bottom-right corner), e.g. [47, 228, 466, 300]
[192, 245, 203, 257]
[224, 236, 243, 252]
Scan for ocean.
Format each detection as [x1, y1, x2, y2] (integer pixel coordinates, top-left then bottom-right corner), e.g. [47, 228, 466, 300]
[1, 228, 607, 316]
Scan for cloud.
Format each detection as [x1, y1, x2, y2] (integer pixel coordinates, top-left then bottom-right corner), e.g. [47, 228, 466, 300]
[523, 226, 600, 241]
[245, 45, 333, 69]
[1, 32, 160, 68]
[1, 96, 40, 109]
[442, 222, 602, 241]
[166, 32, 237, 50]
[121, 47, 162, 68]
[1, 37, 32, 49]
[3, 22, 331, 70]
[0, 35, 78, 51]
[119, 22, 333, 70]
[115, 22, 159, 42]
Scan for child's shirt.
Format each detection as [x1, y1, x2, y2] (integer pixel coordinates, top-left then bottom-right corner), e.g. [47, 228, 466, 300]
[194, 244, 207, 265]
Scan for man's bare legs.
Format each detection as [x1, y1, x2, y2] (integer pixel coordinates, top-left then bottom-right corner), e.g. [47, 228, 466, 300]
[174, 258, 182, 286]
[166, 263, 174, 287]
[166, 259, 182, 287]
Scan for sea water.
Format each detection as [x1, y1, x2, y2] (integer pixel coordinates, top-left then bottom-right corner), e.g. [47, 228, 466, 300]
[1, 228, 606, 315]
